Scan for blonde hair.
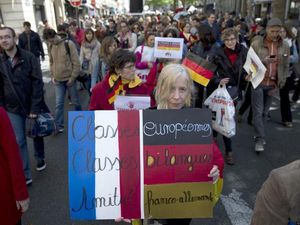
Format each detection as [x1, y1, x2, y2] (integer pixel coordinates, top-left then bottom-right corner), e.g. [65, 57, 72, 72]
[155, 64, 194, 109]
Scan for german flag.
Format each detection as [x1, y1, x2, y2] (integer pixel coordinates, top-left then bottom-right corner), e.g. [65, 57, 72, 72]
[107, 76, 123, 104]
[157, 41, 181, 51]
[183, 52, 217, 87]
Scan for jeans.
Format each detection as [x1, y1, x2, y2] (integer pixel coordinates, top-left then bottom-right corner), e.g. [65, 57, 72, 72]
[251, 85, 274, 140]
[91, 58, 100, 89]
[239, 82, 252, 122]
[292, 78, 300, 102]
[83, 75, 91, 96]
[280, 76, 293, 122]
[54, 81, 81, 129]
[213, 130, 232, 154]
[8, 112, 45, 180]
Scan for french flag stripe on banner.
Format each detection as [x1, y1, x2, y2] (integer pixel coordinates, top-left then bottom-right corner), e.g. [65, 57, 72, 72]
[69, 111, 96, 219]
[69, 111, 143, 219]
[118, 110, 141, 218]
[95, 111, 121, 219]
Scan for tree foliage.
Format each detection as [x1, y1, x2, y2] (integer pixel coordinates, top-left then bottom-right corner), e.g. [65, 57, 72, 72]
[146, 0, 197, 9]
[145, 0, 173, 8]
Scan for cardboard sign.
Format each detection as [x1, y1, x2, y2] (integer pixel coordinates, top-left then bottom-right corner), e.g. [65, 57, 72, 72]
[243, 47, 267, 89]
[154, 37, 184, 59]
[69, 109, 215, 220]
[114, 95, 151, 110]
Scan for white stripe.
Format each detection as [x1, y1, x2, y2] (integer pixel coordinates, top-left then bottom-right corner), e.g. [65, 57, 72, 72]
[94, 111, 121, 219]
[220, 189, 253, 225]
[139, 110, 145, 218]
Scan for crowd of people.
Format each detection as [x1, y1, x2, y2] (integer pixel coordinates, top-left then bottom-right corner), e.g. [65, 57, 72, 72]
[0, 9, 300, 225]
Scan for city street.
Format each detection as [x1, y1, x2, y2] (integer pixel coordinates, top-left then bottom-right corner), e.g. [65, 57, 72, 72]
[22, 63, 300, 225]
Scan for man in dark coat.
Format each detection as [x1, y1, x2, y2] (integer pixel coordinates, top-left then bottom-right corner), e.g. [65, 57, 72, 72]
[18, 21, 45, 62]
[0, 26, 46, 185]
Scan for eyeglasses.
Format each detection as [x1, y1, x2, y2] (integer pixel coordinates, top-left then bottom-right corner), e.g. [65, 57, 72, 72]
[224, 38, 236, 42]
[123, 64, 135, 70]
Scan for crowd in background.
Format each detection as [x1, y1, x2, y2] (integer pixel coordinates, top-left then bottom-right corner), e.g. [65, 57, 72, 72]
[1, 8, 300, 225]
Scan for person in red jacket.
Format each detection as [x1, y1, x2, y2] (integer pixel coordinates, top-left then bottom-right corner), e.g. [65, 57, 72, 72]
[154, 63, 224, 225]
[0, 107, 29, 225]
[89, 49, 155, 110]
[116, 64, 224, 225]
[69, 21, 85, 46]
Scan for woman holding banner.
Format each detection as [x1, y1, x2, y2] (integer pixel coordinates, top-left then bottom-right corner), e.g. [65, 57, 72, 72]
[89, 49, 155, 110]
[207, 28, 248, 165]
[153, 64, 224, 225]
[115, 64, 224, 225]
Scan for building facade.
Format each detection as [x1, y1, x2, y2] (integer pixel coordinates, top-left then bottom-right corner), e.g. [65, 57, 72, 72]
[0, 0, 65, 33]
[0, 0, 126, 34]
[205, 0, 300, 20]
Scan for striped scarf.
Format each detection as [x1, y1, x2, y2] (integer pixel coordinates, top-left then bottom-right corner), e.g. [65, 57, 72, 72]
[107, 73, 142, 104]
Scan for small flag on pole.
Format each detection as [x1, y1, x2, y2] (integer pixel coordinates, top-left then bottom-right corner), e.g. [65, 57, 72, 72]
[183, 52, 217, 87]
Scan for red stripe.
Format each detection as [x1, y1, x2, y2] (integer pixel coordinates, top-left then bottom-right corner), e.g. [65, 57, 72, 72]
[144, 144, 213, 184]
[183, 58, 214, 79]
[118, 110, 141, 218]
[107, 80, 122, 99]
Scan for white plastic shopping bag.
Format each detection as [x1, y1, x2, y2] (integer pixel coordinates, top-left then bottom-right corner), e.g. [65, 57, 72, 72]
[204, 85, 236, 138]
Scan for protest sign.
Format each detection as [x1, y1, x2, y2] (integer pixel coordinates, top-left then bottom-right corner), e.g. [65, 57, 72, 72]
[114, 95, 151, 110]
[154, 37, 184, 59]
[243, 47, 267, 89]
[69, 109, 218, 220]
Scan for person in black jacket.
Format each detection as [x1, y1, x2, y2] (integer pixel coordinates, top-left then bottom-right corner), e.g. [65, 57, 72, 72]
[191, 24, 218, 108]
[18, 21, 45, 63]
[0, 26, 47, 185]
[207, 28, 248, 165]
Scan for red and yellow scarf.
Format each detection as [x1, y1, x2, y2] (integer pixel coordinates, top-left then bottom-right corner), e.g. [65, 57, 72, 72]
[107, 73, 142, 104]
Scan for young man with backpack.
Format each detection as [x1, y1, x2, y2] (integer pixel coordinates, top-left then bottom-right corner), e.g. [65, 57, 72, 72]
[43, 28, 81, 133]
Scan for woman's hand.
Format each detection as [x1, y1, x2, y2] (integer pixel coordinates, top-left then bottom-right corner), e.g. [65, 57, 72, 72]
[115, 217, 131, 223]
[16, 198, 30, 213]
[208, 165, 220, 184]
[219, 78, 230, 86]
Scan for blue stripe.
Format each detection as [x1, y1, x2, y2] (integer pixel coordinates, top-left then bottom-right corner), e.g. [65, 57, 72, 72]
[68, 111, 96, 219]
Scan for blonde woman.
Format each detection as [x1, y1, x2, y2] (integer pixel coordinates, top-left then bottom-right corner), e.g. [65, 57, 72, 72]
[153, 64, 224, 225]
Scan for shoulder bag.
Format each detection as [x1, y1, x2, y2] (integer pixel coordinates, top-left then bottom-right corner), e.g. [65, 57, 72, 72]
[2, 61, 56, 138]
